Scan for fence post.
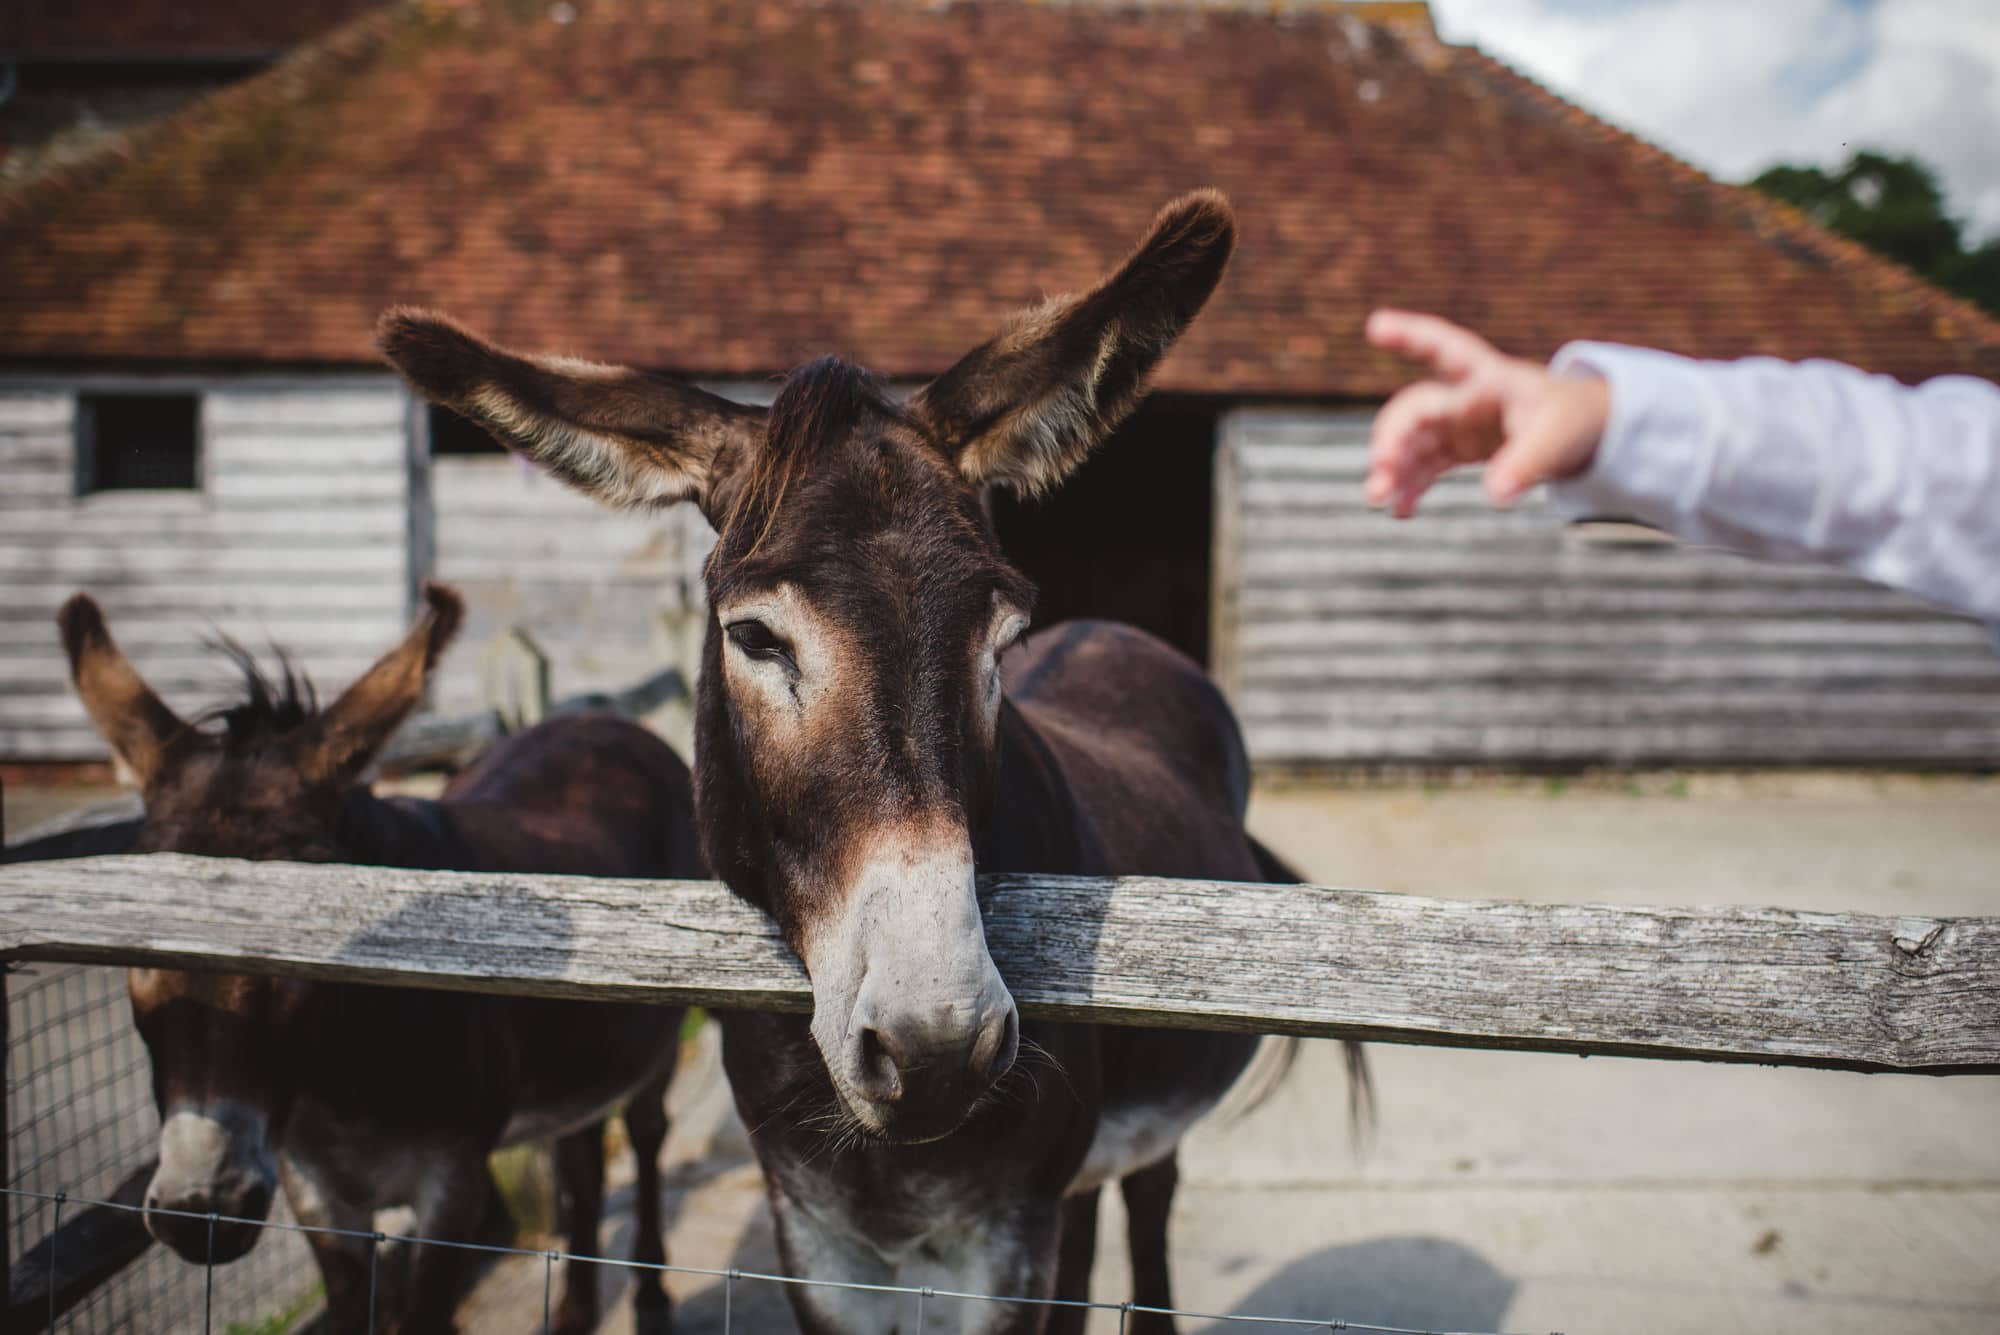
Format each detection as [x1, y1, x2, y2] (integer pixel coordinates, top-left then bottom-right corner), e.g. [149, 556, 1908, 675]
[1, 958, 10, 1315]
[480, 628, 551, 730]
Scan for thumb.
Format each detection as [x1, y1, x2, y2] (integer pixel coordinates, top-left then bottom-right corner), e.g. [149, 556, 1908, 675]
[1482, 376, 1608, 505]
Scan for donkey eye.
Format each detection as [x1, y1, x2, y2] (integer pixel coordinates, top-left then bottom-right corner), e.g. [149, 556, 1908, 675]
[726, 619, 799, 673]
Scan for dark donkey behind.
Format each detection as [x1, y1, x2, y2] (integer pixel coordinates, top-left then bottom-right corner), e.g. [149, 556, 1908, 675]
[382, 192, 1360, 1333]
[58, 584, 699, 1335]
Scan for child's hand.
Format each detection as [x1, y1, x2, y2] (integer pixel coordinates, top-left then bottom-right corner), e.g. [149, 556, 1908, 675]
[1363, 309, 1610, 517]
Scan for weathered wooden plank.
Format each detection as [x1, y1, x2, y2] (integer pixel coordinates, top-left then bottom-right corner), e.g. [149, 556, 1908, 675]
[0, 395, 73, 430]
[1221, 414, 1373, 452]
[1237, 655, 2000, 690]
[0, 854, 1993, 1074]
[203, 430, 410, 469]
[1240, 722, 2000, 763]
[0, 729, 107, 760]
[1238, 546, 1886, 583]
[0, 544, 406, 579]
[0, 429, 68, 457]
[202, 388, 405, 430]
[0, 507, 406, 545]
[0, 617, 401, 657]
[1235, 686, 2000, 724]
[1235, 617, 1996, 654]
[204, 471, 404, 504]
[0, 476, 76, 507]
[1, 669, 383, 721]
[0, 584, 400, 618]
[1234, 584, 1949, 621]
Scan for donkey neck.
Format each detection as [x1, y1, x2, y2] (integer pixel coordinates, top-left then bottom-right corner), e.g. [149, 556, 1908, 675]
[974, 702, 1101, 875]
[333, 788, 468, 871]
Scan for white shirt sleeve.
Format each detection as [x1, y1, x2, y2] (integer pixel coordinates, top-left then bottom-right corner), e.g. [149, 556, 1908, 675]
[1544, 341, 2000, 625]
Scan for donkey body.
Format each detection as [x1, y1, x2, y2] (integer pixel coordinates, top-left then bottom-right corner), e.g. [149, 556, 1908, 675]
[59, 586, 698, 1335]
[383, 192, 1351, 1334]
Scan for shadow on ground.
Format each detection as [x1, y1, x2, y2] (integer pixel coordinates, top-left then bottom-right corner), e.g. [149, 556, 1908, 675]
[1192, 1236, 1515, 1334]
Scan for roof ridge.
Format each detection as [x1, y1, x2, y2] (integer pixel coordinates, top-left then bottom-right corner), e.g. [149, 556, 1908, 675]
[1449, 45, 2000, 352]
[0, 1, 415, 227]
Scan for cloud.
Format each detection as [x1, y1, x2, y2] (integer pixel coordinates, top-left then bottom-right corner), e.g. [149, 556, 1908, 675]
[1428, 0, 2000, 241]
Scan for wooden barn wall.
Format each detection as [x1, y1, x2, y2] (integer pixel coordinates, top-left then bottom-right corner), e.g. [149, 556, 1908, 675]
[425, 381, 757, 717]
[0, 381, 413, 762]
[1212, 408, 2000, 768]
[428, 456, 712, 715]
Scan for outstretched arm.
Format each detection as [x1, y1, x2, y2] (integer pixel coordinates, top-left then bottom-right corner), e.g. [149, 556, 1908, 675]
[1364, 309, 2000, 622]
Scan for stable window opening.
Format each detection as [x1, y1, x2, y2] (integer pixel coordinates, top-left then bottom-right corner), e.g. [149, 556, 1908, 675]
[76, 393, 199, 493]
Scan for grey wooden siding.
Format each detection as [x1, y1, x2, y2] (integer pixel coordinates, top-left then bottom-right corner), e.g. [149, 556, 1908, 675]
[429, 456, 711, 715]
[423, 381, 764, 717]
[1213, 408, 2000, 767]
[0, 383, 411, 760]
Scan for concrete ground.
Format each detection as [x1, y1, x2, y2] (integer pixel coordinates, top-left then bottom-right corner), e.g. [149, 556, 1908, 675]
[453, 773, 2000, 1335]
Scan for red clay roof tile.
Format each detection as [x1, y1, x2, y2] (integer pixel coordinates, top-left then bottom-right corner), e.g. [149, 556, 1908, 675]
[2, 0, 1996, 392]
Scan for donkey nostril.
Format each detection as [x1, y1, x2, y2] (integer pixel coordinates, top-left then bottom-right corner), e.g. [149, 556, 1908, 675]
[856, 1027, 905, 1102]
[979, 1008, 1019, 1084]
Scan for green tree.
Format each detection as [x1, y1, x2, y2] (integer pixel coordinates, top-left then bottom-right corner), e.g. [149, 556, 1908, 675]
[1750, 150, 1998, 316]
[1935, 239, 2000, 317]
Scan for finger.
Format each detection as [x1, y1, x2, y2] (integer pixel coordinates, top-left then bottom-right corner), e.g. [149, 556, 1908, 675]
[1483, 430, 1571, 505]
[1368, 379, 1477, 495]
[1365, 414, 1442, 505]
[1389, 453, 1452, 519]
[1365, 309, 1500, 383]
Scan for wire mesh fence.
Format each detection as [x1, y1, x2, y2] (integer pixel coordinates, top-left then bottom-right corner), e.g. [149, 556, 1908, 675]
[5, 964, 319, 1334]
[2, 1182, 1555, 1335]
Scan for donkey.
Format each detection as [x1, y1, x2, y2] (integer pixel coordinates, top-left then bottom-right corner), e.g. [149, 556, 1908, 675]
[58, 584, 699, 1335]
[381, 191, 1348, 1334]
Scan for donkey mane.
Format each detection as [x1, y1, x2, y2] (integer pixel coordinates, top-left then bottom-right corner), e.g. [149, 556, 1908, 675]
[725, 356, 905, 556]
[193, 639, 320, 744]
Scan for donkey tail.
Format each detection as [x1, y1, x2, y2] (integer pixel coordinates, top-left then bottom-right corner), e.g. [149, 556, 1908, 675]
[1239, 836, 1377, 1142]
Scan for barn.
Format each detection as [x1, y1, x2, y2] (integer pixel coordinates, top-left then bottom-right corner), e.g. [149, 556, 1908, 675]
[4, 0, 1999, 768]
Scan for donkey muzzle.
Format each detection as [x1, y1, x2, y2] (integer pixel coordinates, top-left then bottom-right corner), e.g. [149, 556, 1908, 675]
[806, 836, 1020, 1141]
[145, 1107, 279, 1264]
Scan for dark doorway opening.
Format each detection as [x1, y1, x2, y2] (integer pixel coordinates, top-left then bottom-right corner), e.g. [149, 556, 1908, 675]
[990, 394, 1221, 667]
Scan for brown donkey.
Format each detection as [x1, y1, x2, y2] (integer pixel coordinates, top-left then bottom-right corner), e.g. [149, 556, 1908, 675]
[382, 192, 1348, 1334]
[59, 584, 699, 1335]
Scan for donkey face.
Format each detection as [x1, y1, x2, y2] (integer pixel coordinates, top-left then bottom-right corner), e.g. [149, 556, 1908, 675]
[381, 191, 1234, 1141]
[58, 587, 463, 1258]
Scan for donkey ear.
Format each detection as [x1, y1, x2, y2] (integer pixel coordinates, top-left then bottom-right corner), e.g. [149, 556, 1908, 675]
[57, 594, 187, 785]
[304, 582, 466, 789]
[377, 309, 762, 519]
[908, 189, 1235, 497]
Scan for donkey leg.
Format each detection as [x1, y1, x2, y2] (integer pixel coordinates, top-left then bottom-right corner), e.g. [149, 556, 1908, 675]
[550, 1123, 607, 1335]
[1043, 1188, 1100, 1335]
[623, 1067, 675, 1326]
[280, 1160, 376, 1335]
[1119, 1154, 1180, 1335]
[397, 1150, 493, 1335]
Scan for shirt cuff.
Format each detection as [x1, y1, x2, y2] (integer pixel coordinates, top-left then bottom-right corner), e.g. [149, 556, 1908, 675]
[1544, 341, 1717, 528]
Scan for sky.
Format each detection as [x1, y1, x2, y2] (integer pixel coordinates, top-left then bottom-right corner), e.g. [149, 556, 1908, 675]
[1425, 0, 2000, 243]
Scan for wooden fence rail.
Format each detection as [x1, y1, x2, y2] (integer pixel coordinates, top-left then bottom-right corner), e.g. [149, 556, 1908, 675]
[0, 853, 1995, 1075]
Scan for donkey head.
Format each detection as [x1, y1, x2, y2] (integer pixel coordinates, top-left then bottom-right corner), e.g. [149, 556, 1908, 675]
[381, 192, 1233, 1141]
[58, 585, 462, 1259]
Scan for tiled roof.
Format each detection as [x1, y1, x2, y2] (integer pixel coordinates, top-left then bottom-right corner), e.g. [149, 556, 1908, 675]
[3, 0, 1997, 392]
[2, 0, 387, 59]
